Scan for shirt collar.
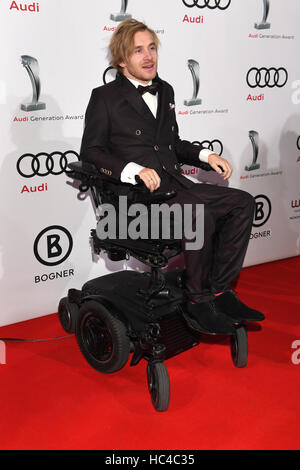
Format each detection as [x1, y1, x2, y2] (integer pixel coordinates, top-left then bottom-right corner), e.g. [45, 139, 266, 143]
[127, 77, 153, 89]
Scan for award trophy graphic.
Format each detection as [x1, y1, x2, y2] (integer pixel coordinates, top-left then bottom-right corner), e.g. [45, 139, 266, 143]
[245, 130, 260, 171]
[20, 55, 46, 111]
[110, 0, 132, 21]
[184, 59, 202, 106]
[255, 0, 271, 29]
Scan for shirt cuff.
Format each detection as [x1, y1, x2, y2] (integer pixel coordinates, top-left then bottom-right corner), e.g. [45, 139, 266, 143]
[120, 162, 146, 184]
[199, 148, 214, 163]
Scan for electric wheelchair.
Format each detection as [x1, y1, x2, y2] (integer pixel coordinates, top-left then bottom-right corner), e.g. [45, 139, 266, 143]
[58, 161, 248, 412]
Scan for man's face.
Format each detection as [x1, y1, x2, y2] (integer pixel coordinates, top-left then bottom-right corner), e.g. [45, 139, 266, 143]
[119, 30, 158, 84]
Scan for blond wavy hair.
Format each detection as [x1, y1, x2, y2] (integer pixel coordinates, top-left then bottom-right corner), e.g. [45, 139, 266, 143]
[109, 18, 159, 73]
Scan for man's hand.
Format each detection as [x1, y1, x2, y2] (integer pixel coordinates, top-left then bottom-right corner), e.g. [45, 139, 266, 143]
[138, 168, 161, 192]
[208, 153, 233, 180]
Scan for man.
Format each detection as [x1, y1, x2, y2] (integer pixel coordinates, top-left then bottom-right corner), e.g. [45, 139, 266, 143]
[80, 18, 264, 335]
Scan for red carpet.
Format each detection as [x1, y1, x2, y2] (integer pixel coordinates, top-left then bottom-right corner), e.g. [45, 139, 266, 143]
[0, 256, 299, 451]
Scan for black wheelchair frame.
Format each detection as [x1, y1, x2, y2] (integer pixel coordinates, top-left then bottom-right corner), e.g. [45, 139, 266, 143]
[58, 161, 248, 412]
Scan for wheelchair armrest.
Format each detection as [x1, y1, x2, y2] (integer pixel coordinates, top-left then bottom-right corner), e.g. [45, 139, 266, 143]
[131, 175, 177, 204]
[68, 161, 117, 189]
[68, 160, 98, 176]
[68, 161, 177, 204]
[187, 161, 212, 171]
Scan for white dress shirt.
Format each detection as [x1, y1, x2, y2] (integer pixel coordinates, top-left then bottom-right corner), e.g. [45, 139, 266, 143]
[120, 77, 213, 184]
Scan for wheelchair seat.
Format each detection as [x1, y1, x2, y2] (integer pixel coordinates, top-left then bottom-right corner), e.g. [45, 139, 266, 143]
[69, 160, 182, 264]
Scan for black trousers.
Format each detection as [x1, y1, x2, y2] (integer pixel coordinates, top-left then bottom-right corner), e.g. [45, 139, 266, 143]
[159, 175, 255, 302]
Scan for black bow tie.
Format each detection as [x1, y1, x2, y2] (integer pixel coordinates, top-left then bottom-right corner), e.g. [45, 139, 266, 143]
[137, 82, 159, 96]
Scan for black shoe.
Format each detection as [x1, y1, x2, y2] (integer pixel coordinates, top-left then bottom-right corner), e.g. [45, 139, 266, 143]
[184, 300, 236, 335]
[213, 291, 265, 322]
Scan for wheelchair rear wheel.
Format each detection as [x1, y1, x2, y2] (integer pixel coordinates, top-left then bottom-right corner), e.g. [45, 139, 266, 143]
[76, 300, 130, 374]
[58, 297, 78, 334]
[147, 362, 170, 412]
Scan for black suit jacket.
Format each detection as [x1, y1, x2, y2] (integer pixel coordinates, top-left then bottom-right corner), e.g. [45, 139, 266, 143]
[80, 73, 211, 190]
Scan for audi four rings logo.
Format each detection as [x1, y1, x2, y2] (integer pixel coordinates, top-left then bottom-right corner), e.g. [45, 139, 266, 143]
[297, 136, 300, 151]
[192, 139, 223, 156]
[246, 67, 288, 88]
[182, 0, 231, 9]
[17, 151, 79, 178]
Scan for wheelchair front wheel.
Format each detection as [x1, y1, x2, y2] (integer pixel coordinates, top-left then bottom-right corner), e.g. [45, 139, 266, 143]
[231, 325, 248, 368]
[76, 300, 130, 374]
[147, 362, 170, 412]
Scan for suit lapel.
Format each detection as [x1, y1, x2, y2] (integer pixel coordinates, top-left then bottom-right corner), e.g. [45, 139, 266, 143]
[155, 78, 168, 138]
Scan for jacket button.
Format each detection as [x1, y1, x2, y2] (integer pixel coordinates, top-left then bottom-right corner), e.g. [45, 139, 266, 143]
[136, 129, 141, 135]
[174, 164, 178, 170]
[162, 165, 166, 170]
[154, 145, 159, 151]
[171, 126, 175, 132]
[169, 145, 172, 150]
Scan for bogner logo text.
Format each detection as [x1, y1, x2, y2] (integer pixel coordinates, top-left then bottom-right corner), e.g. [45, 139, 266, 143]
[33, 225, 73, 267]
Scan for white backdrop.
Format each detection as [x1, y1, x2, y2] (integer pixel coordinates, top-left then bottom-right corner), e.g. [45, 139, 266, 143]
[0, 0, 299, 326]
